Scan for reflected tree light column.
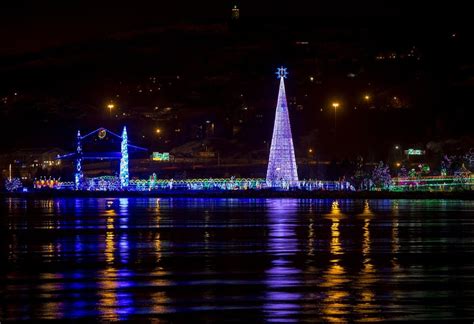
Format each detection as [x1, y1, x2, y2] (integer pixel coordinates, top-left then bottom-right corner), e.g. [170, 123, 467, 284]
[355, 200, 381, 320]
[321, 200, 349, 322]
[264, 199, 302, 322]
[105, 205, 116, 264]
[99, 198, 134, 320]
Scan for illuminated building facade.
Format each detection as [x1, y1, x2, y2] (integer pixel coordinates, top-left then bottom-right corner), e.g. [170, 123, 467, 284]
[266, 67, 299, 187]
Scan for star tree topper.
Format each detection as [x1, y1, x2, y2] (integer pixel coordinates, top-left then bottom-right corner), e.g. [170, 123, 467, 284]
[275, 66, 288, 79]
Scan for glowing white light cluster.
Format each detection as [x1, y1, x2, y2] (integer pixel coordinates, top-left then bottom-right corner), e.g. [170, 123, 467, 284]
[120, 126, 129, 188]
[266, 67, 298, 188]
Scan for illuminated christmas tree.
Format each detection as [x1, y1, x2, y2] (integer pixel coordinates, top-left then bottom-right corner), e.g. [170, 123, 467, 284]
[371, 161, 392, 190]
[266, 67, 298, 187]
[120, 126, 129, 188]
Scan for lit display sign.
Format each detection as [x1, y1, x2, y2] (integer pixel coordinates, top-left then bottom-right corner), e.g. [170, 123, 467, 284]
[404, 149, 425, 156]
[152, 152, 170, 161]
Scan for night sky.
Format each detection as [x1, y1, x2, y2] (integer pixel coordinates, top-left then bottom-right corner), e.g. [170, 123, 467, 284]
[0, 1, 461, 54]
[0, 1, 472, 159]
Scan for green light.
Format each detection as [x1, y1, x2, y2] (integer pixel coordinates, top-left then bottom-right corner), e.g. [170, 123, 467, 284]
[404, 148, 425, 156]
[391, 175, 473, 192]
[152, 152, 170, 161]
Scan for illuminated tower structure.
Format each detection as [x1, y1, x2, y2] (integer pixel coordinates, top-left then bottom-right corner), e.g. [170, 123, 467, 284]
[266, 67, 299, 187]
[74, 130, 83, 190]
[60, 126, 146, 191]
[120, 126, 129, 188]
[231, 5, 240, 20]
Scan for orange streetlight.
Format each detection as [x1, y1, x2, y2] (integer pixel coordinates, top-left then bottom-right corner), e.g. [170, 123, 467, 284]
[332, 102, 340, 134]
[107, 103, 115, 117]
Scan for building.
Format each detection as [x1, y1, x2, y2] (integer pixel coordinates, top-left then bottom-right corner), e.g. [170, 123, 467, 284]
[0, 148, 67, 181]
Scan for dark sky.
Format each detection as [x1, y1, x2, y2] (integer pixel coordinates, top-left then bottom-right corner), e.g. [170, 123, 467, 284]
[0, 0, 465, 55]
[0, 0, 472, 156]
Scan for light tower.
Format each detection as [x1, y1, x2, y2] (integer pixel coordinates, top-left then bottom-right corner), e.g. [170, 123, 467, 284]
[266, 67, 299, 188]
[120, 126, 129, 188]
[231, 5, 240, 20]
[74, 130, 83, 190]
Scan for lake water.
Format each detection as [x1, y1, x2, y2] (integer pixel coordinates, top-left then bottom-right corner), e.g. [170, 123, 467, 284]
[1, 198, 474, 321]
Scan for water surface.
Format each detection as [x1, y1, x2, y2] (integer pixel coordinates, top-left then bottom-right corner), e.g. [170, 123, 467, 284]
[1, 198, 473, 321]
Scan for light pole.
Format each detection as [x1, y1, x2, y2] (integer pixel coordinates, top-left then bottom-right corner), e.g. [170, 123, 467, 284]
[394, 145, 401, 162]
[332, 102, 340, 135]
[107, 103, 115, 117]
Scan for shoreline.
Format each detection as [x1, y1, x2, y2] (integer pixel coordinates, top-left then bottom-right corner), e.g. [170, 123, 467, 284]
[2, 190, 474, 200]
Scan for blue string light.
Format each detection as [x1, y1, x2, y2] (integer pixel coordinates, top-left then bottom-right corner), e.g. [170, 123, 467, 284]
[75, 130, 83, 190]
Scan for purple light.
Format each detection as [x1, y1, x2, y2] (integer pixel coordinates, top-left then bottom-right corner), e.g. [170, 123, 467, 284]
[266, 69, 298, 188]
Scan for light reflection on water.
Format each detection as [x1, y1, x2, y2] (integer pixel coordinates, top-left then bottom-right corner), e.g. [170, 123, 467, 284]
[264, 199, 302, 322]
[1, 198, 474, 321]
[321, 200, 349, 322]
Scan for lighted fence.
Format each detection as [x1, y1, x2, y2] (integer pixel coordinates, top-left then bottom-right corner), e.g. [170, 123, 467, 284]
[51, 176, 354, 191]
[391, 175, 474, 192]
[38, 175, 474, 192]
[130, 178, 266, 191]
[128, 178, 353, 191]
